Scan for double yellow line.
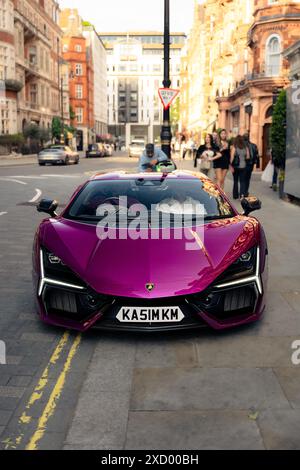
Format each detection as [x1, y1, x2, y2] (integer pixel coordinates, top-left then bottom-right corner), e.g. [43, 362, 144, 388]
[3, 331, 82, 451]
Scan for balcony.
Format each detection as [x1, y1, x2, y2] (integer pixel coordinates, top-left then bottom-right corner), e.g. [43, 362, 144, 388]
[14, 10, 51, 47]
[4, 79, 24, 93]
[23, 59, 40, 81]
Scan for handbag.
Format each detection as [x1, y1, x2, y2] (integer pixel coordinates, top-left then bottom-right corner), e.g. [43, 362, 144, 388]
[200, 158, 211, 171]
[232, 151, 240, 169]
[261, 161, 274, 183]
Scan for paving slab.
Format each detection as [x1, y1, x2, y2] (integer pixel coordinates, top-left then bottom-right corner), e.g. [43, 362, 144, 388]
[125, 411, 264, 450]
[258, 409, 300, 450]
[273, 367, 300, 408]
[195, 335, 297, 368]
[130, 367, 290, 411]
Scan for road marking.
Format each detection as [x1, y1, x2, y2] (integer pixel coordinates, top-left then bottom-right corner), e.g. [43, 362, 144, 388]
[41, 174, 81, 178]
[26, 333, 82, 450]
[0, 212, 7, 217]
[0, 177, 27, 185]
[29, 189, 42, 203]
[9, 176, 47, 180]
[2, 332, 70, 450]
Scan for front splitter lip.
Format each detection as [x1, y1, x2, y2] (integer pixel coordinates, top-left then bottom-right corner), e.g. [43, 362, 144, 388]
[36, 296, 265, 333]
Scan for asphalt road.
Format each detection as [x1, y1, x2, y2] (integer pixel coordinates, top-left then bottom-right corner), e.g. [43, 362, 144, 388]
[0, 152, 300, 450]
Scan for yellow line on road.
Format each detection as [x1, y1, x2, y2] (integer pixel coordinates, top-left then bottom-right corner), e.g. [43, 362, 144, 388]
[3, 331, 70, 450]
[26, 333, 82, 451]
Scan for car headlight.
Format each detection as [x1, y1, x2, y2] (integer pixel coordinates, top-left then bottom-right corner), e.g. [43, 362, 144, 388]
[42, 247, 84, 286]
[216, 246, 257, 284]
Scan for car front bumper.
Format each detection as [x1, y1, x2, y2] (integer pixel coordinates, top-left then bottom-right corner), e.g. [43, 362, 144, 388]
[34, 278, 266, 333]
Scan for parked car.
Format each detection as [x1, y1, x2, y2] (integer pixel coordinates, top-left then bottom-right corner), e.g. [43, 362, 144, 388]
[104, 144, 113, 156]
[33, 171, 268, 332]
[38, 146, 79, 166]
[86, 143, 105, 158]
[129, 139, 145, 158]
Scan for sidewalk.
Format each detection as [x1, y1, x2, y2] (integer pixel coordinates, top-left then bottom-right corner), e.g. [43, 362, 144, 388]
[63, 171, 300, 450]
[0, 154, 37, 167]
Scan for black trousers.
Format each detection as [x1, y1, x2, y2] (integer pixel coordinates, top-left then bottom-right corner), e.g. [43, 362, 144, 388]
[233, 168, 247, 199]
[245, 164, 254, 197]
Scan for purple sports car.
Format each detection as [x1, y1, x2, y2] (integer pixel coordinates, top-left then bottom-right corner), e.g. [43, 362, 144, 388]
[33, 171, 268, 332]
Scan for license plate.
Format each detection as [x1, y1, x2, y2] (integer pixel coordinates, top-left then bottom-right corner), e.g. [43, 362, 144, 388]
[116, 307, 185, 323]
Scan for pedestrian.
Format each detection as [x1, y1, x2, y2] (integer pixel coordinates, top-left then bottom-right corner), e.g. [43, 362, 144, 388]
[139, 143, 168, 173]
[243, 132, 259, 197]
[230, 135, 251, 199]
[214, 129, 230, 190]
[270, 148, 279, 191]
[212, 131, 221, 148]
[180, 136, 187, 160]
[194, 134, 222, 176]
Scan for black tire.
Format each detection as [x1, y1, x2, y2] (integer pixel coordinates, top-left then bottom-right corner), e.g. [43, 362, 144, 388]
[75, 158, 79, 165]
[64, 156, 70, 166]
[39, 162, 45, 166]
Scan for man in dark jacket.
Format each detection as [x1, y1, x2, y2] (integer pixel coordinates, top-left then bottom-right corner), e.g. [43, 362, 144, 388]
[243, 133, 259, 197]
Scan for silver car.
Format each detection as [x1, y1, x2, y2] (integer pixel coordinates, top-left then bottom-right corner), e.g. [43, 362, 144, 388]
[38, 146, 79, 166]
[129, 140, 145, 158]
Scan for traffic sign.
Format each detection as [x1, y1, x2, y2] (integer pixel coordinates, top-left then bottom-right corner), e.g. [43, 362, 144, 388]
[158, 88, 180, 110]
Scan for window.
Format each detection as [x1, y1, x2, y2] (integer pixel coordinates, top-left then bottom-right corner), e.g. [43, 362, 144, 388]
[75, 84, 83, 99]
[75, 45, 82, 52]
[266, 35, 281, 76]
[63, 44, 68, 52]
[76, 107, 83, 124]
[75, 63, 83, 76]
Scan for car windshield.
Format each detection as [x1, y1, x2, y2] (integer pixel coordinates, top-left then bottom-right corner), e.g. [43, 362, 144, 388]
[89, 144, 98, 151]
[65, 178, 234, 226]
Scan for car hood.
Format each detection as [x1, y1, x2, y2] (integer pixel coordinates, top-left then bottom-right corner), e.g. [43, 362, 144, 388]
[40, 217, 259, 298]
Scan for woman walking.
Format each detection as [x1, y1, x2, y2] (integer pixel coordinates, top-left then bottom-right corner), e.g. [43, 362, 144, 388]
[230, 135, 250, 199]
[194, 134, 222, 176]
[214, 129, 230, 190]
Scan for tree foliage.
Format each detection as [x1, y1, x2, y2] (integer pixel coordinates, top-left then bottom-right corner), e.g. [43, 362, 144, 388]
[270, 89, 287, 169]
[51, 117, 63, 140]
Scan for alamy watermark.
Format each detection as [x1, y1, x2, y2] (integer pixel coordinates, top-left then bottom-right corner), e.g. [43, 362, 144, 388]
[0, 340, 6, 365]
[94, 197, 206, 251]
[291, 340, 300, 366]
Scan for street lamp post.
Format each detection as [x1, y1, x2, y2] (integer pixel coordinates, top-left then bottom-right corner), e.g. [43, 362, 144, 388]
[60, 76, 64, 144]
[160, 0, 172, 159]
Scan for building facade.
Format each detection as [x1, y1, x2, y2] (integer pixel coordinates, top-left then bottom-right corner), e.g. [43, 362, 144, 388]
[83, 24, 107, 138]
[217, 0, 300, 168]
[0, 0, 18, 135]
[101, 32, 185, 147]
[60, 9, 95, 150]
[1, 0, 63, 136]
[14, 0, 62, 133]
[180, 0, 254, 140]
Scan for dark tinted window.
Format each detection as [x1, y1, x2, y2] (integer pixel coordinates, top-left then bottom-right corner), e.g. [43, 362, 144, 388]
[88, 144, 99, 151]
[65, 178, 234, 224]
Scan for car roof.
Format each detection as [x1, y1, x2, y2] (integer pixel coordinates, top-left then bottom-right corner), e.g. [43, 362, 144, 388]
[89, 170, 209, 182]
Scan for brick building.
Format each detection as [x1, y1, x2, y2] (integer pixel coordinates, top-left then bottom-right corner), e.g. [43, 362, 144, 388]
[217, 0, 300, 168]
[60, 9, 109, 150]
[180, 0, 253, 141]
[0, 0, 62, 136]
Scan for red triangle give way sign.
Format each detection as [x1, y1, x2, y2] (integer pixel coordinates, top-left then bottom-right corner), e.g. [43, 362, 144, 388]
[158, 88, 180, 110]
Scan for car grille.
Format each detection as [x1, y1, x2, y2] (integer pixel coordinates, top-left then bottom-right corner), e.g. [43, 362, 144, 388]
[42, 282, 259, 329]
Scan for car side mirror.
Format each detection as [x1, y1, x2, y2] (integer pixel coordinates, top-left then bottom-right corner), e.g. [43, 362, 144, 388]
[241, 197, 262, 216]
[37, 199, 58, 217]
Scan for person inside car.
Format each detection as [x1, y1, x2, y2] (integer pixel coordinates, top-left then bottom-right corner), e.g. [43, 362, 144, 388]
[139, 144, 168, 173]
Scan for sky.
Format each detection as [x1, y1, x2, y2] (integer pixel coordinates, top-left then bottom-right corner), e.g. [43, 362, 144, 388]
[59, 0, 195, 34]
